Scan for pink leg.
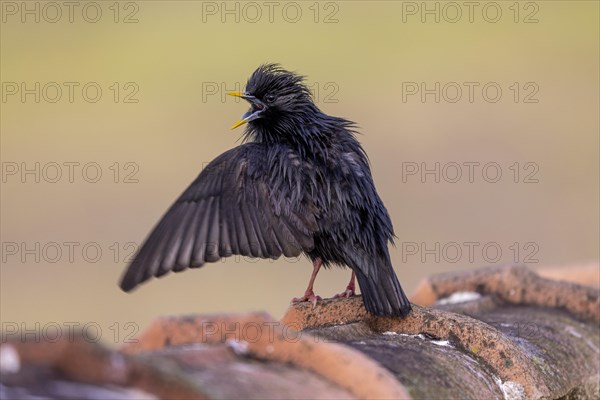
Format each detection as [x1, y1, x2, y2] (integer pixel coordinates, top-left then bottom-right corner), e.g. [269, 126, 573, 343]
[291, 258, 323, 308]
[333, 271, 356, 298]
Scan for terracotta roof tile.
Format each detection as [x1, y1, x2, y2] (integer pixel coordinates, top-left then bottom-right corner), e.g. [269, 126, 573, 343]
[1, 264, 598, 399]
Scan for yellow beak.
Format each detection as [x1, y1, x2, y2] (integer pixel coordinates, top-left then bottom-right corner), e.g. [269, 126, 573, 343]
[228, 91, 250, 129]
[230, 119, 248, 129]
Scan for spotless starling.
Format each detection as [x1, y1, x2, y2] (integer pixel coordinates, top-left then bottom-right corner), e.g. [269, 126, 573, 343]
[119, 64, 412, 317]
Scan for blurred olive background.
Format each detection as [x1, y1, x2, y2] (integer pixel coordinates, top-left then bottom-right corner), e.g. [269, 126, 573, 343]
[1, 1, 598, 340]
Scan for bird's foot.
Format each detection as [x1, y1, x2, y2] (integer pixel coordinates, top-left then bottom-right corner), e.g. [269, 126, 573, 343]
[291, 290, 322, 308]
[332, 287, 355, 298]
[332, 279, 356, 298]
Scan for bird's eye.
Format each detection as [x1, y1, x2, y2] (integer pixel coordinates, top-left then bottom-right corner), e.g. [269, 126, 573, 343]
[265, 94, 276, 103]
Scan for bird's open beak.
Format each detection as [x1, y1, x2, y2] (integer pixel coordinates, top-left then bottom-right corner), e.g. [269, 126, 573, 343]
[227, 91, 266, 129]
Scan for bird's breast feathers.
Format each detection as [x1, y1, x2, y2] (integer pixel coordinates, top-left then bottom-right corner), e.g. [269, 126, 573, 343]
[261, 144, 376, 218]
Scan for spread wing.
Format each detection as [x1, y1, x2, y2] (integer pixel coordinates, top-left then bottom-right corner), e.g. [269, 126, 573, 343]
[119, 144, 318, 291]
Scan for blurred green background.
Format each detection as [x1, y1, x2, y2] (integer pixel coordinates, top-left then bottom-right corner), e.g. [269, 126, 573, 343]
[1, 1, 598, 342]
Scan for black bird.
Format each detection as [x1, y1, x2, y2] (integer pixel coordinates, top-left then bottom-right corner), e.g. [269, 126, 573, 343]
[119, 64, 412, 317]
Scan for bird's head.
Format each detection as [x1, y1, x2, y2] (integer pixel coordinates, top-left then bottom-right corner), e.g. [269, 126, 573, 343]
[228, 64, 318, 133]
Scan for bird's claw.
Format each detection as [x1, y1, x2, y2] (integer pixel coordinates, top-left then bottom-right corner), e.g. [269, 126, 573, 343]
[291, 292, 322, 308]
[333, 288, 355, 298]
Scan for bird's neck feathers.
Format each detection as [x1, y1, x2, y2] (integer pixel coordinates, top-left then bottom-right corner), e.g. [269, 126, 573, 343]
[245, 108, 357, 158]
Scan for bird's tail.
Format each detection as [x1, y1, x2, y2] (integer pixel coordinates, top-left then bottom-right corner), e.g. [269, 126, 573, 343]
[353, 253, 412, 317]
